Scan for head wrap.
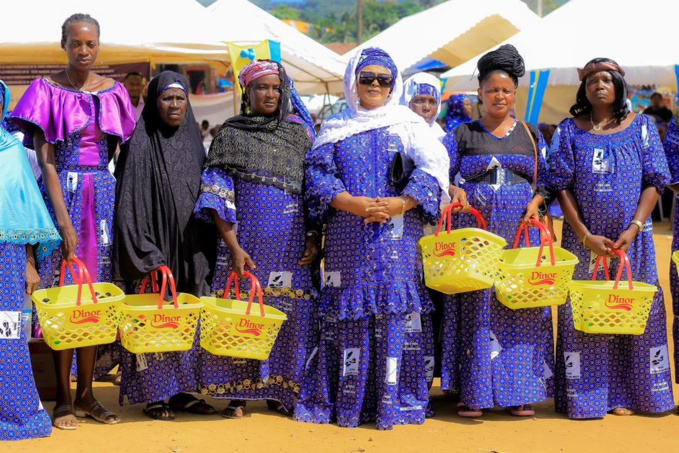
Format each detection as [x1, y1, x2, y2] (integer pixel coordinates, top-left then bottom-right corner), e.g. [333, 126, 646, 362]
[0, 80, 60, 257]
[401, 73, 444, 138]
[477, 44, 525, 86]
[204, 61, 314, 195]
[355, 47, 398, 90]
[577, 61, 625, 81]
[113, 71, 213, 294]
[238, 60, 280, 89]
[313, 47, 450, 203]
[162, 82, 185, 93]
[444, 94, 472, 133]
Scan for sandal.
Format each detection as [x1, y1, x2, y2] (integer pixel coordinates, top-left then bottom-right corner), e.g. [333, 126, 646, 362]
[457, 403, 482, 418]
[610, 407, 635, 416]
[53, 404, 79, 430]
[113, 370, 122, 386]
[168, 393, 215, 415]
[266, 399, 293, 417]
[508, 405, 535, 417]
[221, 401, 246, 419]
[143, 402, 175, 421]
[74, 400, 121, 424]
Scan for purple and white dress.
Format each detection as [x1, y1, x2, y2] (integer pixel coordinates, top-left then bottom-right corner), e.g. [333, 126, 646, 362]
[194, 115, 318, 411]
[549, 115, 675, 418]
[11, 78, 135, 376]
[294, 126, 440, 430]
[440, 121, 555, 410]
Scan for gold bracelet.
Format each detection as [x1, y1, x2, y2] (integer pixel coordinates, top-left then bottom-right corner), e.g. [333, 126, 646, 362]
[399, 196, 407, 215]
[630, 219, 644, 232]
[582, 231, 591, 248]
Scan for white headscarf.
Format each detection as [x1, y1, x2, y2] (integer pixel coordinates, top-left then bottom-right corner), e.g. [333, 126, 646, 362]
[401, 72, 446, 140]
[314, 48, 450, 202]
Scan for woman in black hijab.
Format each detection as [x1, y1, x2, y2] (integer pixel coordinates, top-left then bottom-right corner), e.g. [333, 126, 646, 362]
[113, 71, 216, 420]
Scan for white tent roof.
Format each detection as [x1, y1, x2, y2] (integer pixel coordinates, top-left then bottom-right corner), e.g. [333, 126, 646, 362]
[443, 0, 679, 90]
[348, 0, 540, 74]
[207, 0, 346, 94]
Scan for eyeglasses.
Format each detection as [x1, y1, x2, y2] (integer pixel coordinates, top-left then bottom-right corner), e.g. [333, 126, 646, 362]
[358, 71, 393, 88]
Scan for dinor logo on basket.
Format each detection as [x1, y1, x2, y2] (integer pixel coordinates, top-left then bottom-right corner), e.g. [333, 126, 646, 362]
[528, 271, 557, 286]
[235, 318, 264, 336]
[69, 309, 101, 324]
[150, 314, 181, 329]
[433, 241, 456, 258]
[605, 294, 634, 311]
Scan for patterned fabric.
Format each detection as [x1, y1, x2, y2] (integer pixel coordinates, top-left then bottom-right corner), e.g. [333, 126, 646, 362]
[356, 47, 398, 83]
[238, 60, 279, 88]
[0, 244, 52, 440]
[439, 121, 555, 410]
[296, 125, 440, 429]
[549, 114, 674, 418]
[195, 157, 317, 410]
[444, 94, 472, 133]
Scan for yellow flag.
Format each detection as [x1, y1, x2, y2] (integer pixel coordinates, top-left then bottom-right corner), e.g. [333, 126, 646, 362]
[227, 40, 282, 92]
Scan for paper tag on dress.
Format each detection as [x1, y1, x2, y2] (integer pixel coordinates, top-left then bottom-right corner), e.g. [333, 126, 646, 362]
[564, 352, 581, 379]
[100, 220, 111, 246]
[325, 271, 341, 288]
[67, 172, 79, 193]
[588, 251, 598, 274]
[136, 353, 148, 372]
[592, 147, 612, 174]
[386, 357, 399, 385]
[405, 312, 422, 333]
[387, 214, 404, 240]
[268, 271, 292, 288]
[343, 348, 360, 376]
[0, 311, 21, 339]
[489, 330, 502, 360]
[424, 356, 435, 383]
[650, 345, 670, 375]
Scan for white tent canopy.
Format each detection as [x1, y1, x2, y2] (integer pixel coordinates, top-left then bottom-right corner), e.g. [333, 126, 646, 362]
[207, 0, 346, 94]
[442, 0, 679, 123]
[348, 0, 540, 75]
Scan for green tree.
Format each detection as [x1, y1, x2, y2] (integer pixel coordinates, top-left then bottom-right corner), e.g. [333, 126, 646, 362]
[270, 5, 301, 21]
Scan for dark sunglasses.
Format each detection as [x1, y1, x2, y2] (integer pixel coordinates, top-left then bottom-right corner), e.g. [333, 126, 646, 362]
[358, 71, 393, 88]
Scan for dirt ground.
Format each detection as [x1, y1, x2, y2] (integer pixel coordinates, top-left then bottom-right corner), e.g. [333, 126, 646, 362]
[7, 220, 679, 453]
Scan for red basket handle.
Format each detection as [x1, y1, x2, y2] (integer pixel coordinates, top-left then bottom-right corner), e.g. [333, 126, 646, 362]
[140, 266, 178, 309]
[224, 271, 266, 318]
[590, 250, 634, 290]
[511, 219, 556, 267]
[59, 257, 99, 306]
[435, 203, 488, 236]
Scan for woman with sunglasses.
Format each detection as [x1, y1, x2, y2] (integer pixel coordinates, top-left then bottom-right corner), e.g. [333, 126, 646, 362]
[295, 47, 449, 430]
[441, 44, 553, 418]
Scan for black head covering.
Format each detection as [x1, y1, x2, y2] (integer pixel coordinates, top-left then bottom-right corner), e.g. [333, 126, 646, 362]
[113, 71, 215, 295]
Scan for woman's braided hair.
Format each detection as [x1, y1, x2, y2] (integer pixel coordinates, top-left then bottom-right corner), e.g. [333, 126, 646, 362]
[477, 44, 525, 88]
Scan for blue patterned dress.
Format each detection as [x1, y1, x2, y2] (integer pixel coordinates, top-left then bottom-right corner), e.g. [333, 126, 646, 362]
[440, 121, 555, 410]
[549, 114, 675, 418]
[294, 126, 439, 430]
[194, 115, 318, 410]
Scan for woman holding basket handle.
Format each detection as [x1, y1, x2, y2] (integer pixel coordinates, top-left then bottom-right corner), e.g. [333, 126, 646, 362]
[441, 45, 554, 418]
[548, 58, 674, 418]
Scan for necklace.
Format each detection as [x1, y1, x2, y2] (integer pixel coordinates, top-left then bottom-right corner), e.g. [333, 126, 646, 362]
[65, 68, 88, 90]
[590, 112, 616, 131]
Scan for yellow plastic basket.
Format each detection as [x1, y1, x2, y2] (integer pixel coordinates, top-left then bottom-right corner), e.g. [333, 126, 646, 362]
[496, 219, 579, 309]
[118, 266, 203, 354]
[32, 258, 124, 350]
[570, 250, 656, 335]
[200, 271, 287, 360]
[419, 203, 507, 294]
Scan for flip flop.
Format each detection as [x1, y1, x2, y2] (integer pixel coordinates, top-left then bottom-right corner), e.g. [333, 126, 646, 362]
[221, 405, 246, 419]
[610, 407, 635, 416]
[53, 404, 79, 430]
[143, 402, 175, 421]
[457, 403, 482, 418]
[168, 394, 215, 415]
[74, 401, 121, 424]
[508, 405, 535, 417]
[266, 400, 293, 417]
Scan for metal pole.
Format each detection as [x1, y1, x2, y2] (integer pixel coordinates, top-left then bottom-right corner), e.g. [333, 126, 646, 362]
[537, 0, 543, 17]
[357, 0, 363, 44]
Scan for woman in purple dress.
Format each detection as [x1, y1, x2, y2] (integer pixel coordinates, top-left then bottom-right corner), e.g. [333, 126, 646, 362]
[441, 45, 554, 418]
[294, 48, 450, 430]
[550, 58, 675, 418]
[113, 71, 216, 420]
[0, 81, 61, 441]
[195, 60, 319, 419]
[11, 14, 135, 429]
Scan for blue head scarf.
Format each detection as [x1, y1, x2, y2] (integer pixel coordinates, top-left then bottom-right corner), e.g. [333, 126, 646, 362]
[0, 80, 60, 257]
[445, 94, 472, 132]
[355, 47, 398, 91]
